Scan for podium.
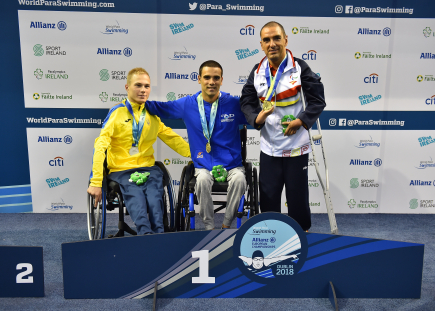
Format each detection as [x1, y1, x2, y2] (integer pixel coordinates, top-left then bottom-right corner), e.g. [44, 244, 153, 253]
[62, 213, 423, 300]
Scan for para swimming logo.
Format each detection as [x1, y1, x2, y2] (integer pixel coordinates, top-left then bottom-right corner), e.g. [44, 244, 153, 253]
[233, 213, 307, 283]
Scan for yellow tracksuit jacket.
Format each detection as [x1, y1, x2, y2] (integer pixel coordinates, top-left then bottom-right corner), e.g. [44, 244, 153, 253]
[90, 99, 190, 187]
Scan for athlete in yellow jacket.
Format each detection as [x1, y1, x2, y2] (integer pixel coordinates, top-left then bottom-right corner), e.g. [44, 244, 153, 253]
[87, 68, 190, 234]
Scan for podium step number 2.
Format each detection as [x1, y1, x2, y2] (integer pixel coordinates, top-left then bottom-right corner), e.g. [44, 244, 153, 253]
[0, 246, 44, 297]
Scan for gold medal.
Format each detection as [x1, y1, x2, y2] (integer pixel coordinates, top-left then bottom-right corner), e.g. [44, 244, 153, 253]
[206, 142, 211, 153]
[262, 100, 274, 111]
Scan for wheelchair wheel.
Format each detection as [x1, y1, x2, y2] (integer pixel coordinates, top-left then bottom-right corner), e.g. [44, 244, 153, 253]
[253, 167, 259, 215]
[163, 183, 175, 232]
[87, 193, 102, 240]
[175, 166, 187, 231]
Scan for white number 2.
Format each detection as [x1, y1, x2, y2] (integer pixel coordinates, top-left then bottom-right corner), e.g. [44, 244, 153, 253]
[191, 250, 215, 284]
[16, 263, 33, 284]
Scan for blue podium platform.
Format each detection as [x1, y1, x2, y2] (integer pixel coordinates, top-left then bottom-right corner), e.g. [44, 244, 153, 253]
[62, 214, 423, 299]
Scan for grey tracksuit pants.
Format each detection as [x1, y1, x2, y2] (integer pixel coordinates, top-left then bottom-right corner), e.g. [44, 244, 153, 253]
[194, 166, 246, 230]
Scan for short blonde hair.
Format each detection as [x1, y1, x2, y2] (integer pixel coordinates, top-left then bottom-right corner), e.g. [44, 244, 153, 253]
[127, 67, 150, 85]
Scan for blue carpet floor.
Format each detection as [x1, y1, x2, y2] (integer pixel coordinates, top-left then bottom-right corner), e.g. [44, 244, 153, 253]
[0, 213, 434, 310]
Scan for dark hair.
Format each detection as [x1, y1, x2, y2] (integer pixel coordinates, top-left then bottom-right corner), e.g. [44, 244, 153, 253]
[199, 60, 223, 76]
[252, 250, 264, 258]
[260, 21, 286, 38]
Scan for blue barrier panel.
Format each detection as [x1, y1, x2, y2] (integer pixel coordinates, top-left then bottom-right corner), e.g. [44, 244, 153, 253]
[62, 213, 423, 299]
[0, 246, 44, 297]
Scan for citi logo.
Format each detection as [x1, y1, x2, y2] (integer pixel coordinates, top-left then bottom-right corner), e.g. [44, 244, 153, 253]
[364, 73, 379, 83]
[49, 157, 64, 166]
[240, 25, 255, 35]
[349, 158, 382, 167]
[409, 180, 433, 186]
[302, 50, 317, 60]
[97, 47, 132, 57]
[426, 95, 435, 105]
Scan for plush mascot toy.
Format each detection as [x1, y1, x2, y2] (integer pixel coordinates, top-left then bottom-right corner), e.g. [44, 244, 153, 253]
[129, 172, 150, 185]
[210, 165, 228, 182]
[281, 114, 296, 133]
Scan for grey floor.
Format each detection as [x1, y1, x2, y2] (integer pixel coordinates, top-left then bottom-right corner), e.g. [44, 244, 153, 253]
[0, 213, 434, 310]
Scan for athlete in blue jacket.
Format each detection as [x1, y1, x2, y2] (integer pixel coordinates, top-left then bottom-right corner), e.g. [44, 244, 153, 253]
[146, 60, 248, 230]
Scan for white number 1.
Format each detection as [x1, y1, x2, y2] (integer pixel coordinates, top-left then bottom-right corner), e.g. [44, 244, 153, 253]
[16, 263, 33, 284]
[191, 250, 215, 283]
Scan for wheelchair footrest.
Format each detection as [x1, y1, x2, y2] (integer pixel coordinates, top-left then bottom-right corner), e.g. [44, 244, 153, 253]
[187, 210, 195, 217]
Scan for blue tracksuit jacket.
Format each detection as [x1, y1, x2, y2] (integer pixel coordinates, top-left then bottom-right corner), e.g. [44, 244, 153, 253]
[146, 91, 247, 171]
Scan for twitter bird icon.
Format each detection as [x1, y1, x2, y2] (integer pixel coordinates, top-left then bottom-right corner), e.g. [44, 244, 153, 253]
[189, 2, 197, 10]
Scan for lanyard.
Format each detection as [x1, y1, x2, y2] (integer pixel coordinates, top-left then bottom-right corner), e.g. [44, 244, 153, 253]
[264, 55, 288, 102]
[125, 99, 146, 147]
[197, 92, 219, 143]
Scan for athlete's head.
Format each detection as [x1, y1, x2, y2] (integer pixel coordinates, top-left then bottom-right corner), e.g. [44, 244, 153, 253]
[125, 67, 151, 104]
[260, 21, 288, 65]
[198, 60, 223, 102]
[252, 250, 265, 269]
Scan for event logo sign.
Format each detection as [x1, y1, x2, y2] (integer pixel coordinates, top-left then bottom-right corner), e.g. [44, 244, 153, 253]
[418, 136, 435, 147]
[164, 72, 198, 81]
[302, 50, 317, 60]
[355, 136, 380, 148]
[100, 21, 128, 34]
[48, 199, 73, 211]
[33, 92, 72, 100]
[355, 52, 391, 59]
[46, 177, 69, 188]
[234, 75, 248, 84]
[349, 158, 382, 167]
[350, 178, 359, 188]
[235, 48, 259, 60]
[410, 199, 435, 209]
[359, 94, 381, 105]
[99, 70, 126, 81]
[33, 44, 66, 56]
[292, 27, 329, 34]
[166, 92, 176, 101]
[169, 22, 194, 35]
[350, 178, 379, 188]
[49, 156, 64, 166]
[409, 180, 433, 186]
[240, 25, 255, 35]
[364, 73, 379, 83]
[168, 47, 196, 60]
[415, 157, 435, 169]
[34, 69, 68, 80]
[30, 21, 67, 31]
[417, 75, 435, 82]
[233, 213, 307, 282]
[37, 135, 72, 144]
[97, 47, 132, 57]
[423, 27, 433, 38]
[420, 53, 435, 59]
[357, 27, 391, 36]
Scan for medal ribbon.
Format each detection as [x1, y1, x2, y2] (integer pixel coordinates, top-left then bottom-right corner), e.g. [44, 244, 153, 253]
[125, 99, 146, 147]
[264, 55, 288, 102]
[197, 92, 220, 145]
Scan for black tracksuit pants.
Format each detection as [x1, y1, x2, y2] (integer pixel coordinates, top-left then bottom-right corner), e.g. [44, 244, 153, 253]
[259, 152, 311, 231]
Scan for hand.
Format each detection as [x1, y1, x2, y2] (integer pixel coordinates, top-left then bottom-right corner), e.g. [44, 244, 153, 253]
[283, 118, 303, 136]
[255, 105, 275, 125]
[87, 186, 102, 207]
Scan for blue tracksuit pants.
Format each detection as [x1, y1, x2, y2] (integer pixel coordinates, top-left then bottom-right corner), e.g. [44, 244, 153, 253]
[108, 166, 164, 234]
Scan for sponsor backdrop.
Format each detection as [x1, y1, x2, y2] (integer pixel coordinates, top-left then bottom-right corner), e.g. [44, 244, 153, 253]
[1, 0, 434, 215]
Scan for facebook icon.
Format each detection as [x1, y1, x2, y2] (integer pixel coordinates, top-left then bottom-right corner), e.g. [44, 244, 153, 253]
[339, 118, 347, 126]
[345, 5, 353, 13]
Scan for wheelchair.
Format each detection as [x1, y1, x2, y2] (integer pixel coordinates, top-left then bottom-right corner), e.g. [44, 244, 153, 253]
[175, 125, 259, 231]
[86, 161, 176, 240]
